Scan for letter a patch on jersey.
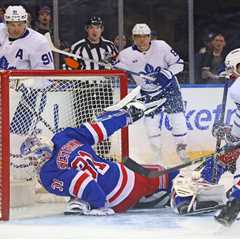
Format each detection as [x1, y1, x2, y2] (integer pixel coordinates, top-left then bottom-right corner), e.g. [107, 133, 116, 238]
[15, 49, 23, 59]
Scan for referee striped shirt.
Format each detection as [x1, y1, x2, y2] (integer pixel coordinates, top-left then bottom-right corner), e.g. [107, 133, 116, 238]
[71, 37, 118, 70]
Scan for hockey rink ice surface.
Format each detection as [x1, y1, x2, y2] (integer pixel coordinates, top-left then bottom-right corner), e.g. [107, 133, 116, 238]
[0, 205, 239, 240]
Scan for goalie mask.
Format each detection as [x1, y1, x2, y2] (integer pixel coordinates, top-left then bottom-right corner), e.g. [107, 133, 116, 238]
[225, 48, 240, 77]
[20, 136, 53, 169]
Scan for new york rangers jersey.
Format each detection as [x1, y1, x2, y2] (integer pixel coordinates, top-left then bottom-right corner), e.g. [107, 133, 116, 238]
[0, 23, 54, 70]
[115, 40, 184, 85]
[39, 111, 171, 212]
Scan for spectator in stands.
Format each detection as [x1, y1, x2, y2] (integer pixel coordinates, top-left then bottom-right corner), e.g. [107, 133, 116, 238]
[195, 32, 214, 83]
[151, 30, 158, 40]
[27, 12, 32, 28]
[197, 33, 227, 84]
[34, 5, 53, 35]
[114, 35, 128, 51]
[0, 6, 5, 23]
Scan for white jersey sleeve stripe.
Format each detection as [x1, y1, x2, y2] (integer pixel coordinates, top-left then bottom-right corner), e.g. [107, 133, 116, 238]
[83, 122, 99, 144]
[106, 163, 135, 207]
[69, 171, 93, 198]
[83, 122, 108, 144]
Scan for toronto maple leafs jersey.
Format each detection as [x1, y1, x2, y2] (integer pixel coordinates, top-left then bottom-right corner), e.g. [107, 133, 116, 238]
[0, 23, 54, 70]
[115, 40, 184, 85]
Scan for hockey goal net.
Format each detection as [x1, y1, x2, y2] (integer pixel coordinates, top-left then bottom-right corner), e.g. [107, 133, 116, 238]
[0, 69, 129, 220]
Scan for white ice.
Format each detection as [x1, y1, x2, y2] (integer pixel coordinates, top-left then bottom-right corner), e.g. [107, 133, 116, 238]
[0, 203, 239, 240]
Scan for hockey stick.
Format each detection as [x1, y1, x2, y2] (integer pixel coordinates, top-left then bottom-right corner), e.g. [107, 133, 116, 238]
[212, 77, 229, 183]
[123, 155, 210, 178]
[123, 143, 240, 178]
[45, 33, 154, 81]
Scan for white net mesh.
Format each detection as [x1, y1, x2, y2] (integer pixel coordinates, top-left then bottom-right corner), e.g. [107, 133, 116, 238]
[9, 72, 127, 190]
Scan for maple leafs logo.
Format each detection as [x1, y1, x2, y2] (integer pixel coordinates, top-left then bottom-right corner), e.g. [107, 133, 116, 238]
[139, 63, 161, 86]
[0, 56, 16, 70]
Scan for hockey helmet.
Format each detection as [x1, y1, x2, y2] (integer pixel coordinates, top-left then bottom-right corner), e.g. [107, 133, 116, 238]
[4, 5, 28, 22]
[85, 16, 103, 27]
[225, 48, 240, 77]
[132, 23, 151, 35]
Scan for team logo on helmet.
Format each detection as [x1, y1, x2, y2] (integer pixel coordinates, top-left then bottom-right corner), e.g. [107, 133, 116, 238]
[132, 23, 151, 35]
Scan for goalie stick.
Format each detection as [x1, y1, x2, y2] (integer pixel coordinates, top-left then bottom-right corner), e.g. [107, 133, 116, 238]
[182, 204, 224, 216]
[45, 33, 154, 81]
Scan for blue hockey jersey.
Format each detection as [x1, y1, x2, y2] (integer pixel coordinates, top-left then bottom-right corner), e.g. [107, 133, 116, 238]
[39, 111, 136, 210]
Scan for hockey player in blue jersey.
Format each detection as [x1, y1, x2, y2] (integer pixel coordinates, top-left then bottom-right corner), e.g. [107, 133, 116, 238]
[20, 95, 178, 216]
[170, 48, 240, 227]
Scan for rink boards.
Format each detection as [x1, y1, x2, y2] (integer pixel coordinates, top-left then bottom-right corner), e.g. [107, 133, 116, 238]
[129, 84, 236, 166]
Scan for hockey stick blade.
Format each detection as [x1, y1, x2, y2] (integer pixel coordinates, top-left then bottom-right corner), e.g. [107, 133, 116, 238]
[182, 204, 224, 216]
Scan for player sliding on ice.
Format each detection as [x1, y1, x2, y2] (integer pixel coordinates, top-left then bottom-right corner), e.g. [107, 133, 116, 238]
[170, 48, 240, 227]
[20, 77, 179, 216]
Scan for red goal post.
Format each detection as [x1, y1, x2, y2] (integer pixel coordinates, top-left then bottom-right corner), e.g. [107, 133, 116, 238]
[0, 69, 129, 220]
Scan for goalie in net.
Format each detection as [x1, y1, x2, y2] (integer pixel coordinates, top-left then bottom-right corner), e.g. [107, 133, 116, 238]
[20, 97, 177, 216]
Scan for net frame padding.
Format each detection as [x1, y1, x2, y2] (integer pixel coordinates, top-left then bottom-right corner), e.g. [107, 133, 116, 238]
[0, 69, 128, 220]
[0, 71, 10, 221]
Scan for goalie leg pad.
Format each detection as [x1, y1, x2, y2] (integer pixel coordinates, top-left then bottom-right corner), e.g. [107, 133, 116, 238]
[171, 174, 226, 215]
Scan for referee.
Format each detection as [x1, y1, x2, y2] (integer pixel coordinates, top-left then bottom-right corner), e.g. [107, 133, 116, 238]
[71, 16, 118, 69]
[69, 16, 118, 158]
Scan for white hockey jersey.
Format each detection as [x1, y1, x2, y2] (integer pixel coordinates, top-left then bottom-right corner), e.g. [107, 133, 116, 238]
[115, 40, 184, 85]
[0, 23, 54, 70]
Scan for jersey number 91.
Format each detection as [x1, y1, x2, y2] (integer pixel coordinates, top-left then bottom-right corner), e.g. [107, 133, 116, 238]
[42, 52, 53, 65]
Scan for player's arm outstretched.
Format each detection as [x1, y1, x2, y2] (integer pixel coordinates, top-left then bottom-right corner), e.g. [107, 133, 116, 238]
[57, 94, 166, 147]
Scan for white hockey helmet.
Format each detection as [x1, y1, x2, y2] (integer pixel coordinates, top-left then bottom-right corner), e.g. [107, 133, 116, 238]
[225, 48, 240, 77]
[4, 5, 28, 22]
[132, 23, 151, 35]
